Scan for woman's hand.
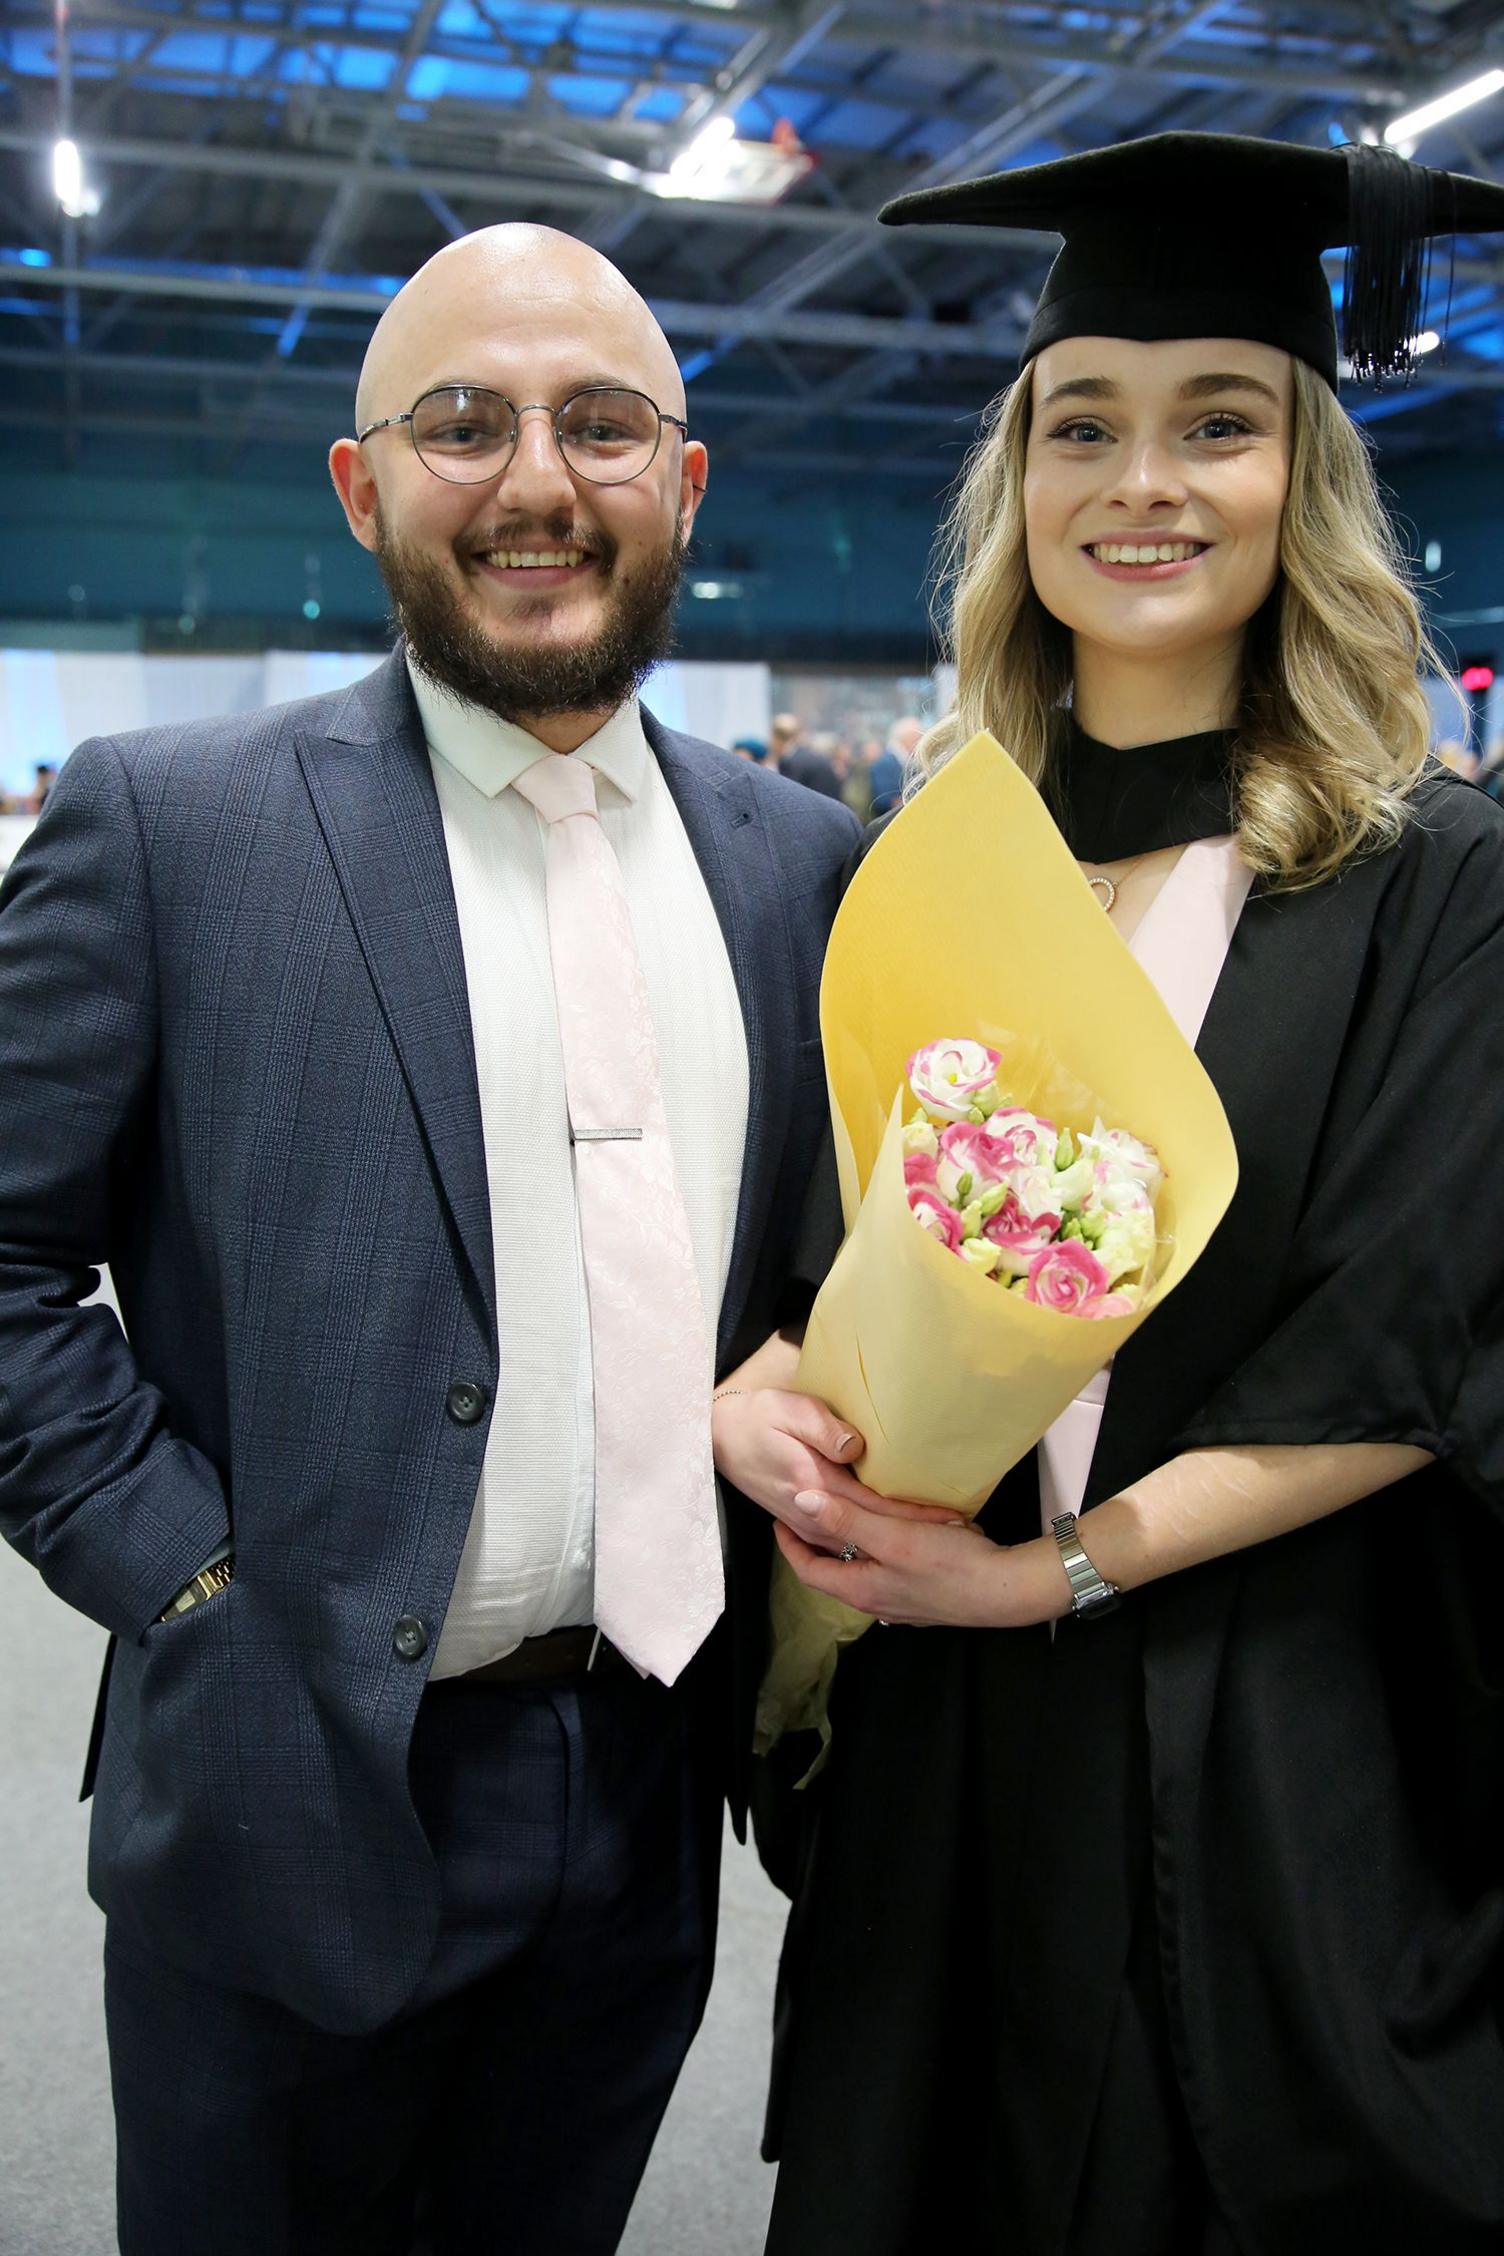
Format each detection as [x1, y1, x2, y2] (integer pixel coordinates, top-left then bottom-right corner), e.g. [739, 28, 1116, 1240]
[712, 1386, 967, 1554]
[775, 1487, 1071, 1629]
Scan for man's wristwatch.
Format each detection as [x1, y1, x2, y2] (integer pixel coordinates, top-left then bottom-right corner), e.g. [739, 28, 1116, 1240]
[1049, 1512, 1122, 1621]
[156, 1553, 235, 1622]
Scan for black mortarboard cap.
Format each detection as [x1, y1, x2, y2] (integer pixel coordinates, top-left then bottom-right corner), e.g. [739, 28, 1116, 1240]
[878, 132, 1504, 388]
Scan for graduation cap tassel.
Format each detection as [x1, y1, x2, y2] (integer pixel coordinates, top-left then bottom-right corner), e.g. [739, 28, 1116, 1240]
[1342, 142, 1434, 383]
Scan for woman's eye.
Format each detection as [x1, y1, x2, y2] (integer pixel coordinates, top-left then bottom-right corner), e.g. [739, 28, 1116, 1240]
[1194, 413, 1253, 440]
[1053, 419, 1111, 444]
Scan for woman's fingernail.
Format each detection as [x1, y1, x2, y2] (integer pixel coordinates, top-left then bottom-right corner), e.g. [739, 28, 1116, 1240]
[835, 1432, 857, 1453]
[793, 1491, 828, 1516]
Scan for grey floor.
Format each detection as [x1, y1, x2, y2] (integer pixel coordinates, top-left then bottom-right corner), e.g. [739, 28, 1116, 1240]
[0, 1536, 786, 2256]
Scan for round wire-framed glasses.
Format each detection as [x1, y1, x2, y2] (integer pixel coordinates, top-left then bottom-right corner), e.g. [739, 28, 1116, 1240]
[356, 383, 690, 487]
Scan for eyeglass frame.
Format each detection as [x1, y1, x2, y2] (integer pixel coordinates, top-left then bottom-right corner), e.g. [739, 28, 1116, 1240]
[355, 381, 691, 487]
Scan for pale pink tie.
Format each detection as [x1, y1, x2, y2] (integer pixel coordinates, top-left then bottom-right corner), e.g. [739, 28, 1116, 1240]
[512, 753, 724, 1685]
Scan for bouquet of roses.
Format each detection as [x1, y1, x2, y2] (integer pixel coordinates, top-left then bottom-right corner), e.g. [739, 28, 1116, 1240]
[755, 732, 1238, 1758]
[903, 1037, 1163, 1318]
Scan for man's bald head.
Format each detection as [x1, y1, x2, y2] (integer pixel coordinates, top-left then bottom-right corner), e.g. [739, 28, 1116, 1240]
[354, 224, 684, 432]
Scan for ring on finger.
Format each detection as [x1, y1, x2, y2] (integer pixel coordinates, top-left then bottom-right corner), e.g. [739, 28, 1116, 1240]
[837, 1540, 860, 1564]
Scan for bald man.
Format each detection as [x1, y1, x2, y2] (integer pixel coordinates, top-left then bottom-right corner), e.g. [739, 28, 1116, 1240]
[0, 226, 859, 2253]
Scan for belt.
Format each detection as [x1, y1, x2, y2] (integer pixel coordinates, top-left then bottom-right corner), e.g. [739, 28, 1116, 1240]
[435, 1626, 635, 1689]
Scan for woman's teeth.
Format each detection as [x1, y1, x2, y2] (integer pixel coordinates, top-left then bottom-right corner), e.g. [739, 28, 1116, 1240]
[482, 549, 586, 568]
[1088, 541, 1206, 566]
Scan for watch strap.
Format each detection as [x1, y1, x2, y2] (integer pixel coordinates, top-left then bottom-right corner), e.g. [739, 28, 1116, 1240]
[157, 1553, 235, 1622]
[1049, 1512, 1122, 1620]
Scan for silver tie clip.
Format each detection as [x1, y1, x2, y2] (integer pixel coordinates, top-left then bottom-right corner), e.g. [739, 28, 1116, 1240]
[571, 1126, 644, 1143]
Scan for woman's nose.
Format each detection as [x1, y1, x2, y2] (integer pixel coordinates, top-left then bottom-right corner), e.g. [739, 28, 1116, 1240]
[1102, 439, 1189, 510]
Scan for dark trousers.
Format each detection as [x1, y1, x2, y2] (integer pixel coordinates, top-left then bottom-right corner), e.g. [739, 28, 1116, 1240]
[106, 1666, 723, 2256]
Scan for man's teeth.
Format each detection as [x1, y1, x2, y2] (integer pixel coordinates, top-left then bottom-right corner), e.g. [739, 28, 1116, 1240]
[1089, 541, 1205, 566]
[482, 549, 586, 568]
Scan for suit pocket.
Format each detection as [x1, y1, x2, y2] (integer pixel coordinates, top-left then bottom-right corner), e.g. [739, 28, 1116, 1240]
[139, 1570, 237, 1648]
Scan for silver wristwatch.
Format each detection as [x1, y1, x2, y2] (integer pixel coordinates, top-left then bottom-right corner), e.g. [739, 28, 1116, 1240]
[1050, 1512, 1122, 1620]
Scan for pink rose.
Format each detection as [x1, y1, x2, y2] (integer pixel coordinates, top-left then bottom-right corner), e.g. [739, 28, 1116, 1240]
[981, 1192, 1062, 1277]
[1024, 1239, 1110, 1313]
[1080, 1290, 1139, 1320]
[907, 1038, 1002, 1124]
[1082, 1123, 1164, 1199]
[985, 1107, 1058, 1172]
[1004, 1162, 1065, 1222]
[904, 1150, 939, 1190]
[908, 1186, 963, 1252]
[934, 1121, 1012, 1204]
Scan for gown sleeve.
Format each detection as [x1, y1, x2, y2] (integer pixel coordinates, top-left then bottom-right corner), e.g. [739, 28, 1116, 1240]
[1176, 792, 1504, 1519]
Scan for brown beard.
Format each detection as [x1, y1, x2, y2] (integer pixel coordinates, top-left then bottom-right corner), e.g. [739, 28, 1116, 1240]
[374, 505, 686, 723]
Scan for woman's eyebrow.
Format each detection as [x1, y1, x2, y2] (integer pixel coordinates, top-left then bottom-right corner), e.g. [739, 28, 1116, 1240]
[1038, 372, 1283, 410]
[1176, 373, 1282, 405]
[1039, 376, 1119, 408]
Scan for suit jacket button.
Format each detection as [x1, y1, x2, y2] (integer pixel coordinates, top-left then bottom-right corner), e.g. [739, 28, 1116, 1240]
[392, 1616, 428, 1662]
[446, 1380, 488, 1426]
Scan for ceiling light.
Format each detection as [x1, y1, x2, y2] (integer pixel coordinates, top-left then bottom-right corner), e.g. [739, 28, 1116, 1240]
[1385, 68, 1504, 146]
[654, 119, 814, 205]
[668, 117, 737, 191]
[52, 137, 99, 218]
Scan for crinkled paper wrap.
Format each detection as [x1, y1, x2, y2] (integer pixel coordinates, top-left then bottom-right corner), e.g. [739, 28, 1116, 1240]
[754, 731, 1239, 1758]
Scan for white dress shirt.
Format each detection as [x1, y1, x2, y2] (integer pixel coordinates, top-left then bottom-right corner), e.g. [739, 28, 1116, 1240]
[407, 658, 750, 1676]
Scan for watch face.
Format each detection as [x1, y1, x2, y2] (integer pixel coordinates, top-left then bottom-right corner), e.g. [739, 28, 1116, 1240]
[1075, 1581, 1122, 1619]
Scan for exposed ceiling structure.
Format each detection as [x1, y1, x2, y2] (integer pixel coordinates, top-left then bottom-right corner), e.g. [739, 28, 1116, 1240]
[6, 0, 1504, 478]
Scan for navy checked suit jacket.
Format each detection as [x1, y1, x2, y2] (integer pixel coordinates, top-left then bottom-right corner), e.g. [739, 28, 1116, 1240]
[0, 650, 858, 2033]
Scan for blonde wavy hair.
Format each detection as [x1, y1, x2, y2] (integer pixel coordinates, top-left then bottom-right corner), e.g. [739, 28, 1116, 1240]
[916, 356, 1437, 890]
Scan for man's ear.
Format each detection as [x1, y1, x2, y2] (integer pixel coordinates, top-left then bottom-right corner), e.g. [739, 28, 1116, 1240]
[329, 436, 381, 555]
[680, 438, 709, 543]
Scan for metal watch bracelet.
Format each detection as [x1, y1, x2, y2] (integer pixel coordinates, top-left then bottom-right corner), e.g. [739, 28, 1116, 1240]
[1049, 1512, 1122, 1620]
[156, 1552, 235, 1622]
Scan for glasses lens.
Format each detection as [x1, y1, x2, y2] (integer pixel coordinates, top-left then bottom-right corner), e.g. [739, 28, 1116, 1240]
[557, 389, 661, 483]
[409, 387, 512, 481]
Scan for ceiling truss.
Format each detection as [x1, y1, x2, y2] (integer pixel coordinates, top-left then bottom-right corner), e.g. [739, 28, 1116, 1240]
[5, 0, 1504, 474]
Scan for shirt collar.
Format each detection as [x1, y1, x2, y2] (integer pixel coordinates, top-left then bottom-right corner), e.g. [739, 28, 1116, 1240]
[406, 652, 650, 808]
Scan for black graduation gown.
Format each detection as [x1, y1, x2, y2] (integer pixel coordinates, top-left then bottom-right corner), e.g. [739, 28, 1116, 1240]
[758, 747, 1504, 2256]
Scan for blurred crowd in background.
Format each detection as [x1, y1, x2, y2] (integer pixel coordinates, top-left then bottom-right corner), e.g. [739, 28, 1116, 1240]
[13, 723, 1502, 824]
[0, 764, 56, 816]
[1436, 737, 1504, 798]
[732, 712, 922, 821]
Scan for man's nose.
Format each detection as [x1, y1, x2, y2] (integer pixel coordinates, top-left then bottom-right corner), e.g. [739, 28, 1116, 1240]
[492, 405, 579, 513]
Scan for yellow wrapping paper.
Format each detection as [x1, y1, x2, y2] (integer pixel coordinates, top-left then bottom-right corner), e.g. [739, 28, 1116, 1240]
[754, 731, 1240, 1757]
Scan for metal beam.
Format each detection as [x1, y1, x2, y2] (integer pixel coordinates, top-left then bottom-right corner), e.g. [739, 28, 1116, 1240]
[0, 124, 1048, 248]
[0, 126, 1068, 252]
[271, 0, 446, 359]
[49, 0, 1413, 106]
[0, 253, 1025, 355]
[0, 340, 988, 425]
[0, 401, 960, 479]
[659, 0, 1237, 377]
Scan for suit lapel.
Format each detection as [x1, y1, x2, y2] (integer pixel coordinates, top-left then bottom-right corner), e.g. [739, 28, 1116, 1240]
[644, 710, 798, 1363]
[295, 652, 495, 1334]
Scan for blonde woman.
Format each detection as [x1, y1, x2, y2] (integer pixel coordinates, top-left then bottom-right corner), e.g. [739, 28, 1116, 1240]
[711, 136, 1504, 2255]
